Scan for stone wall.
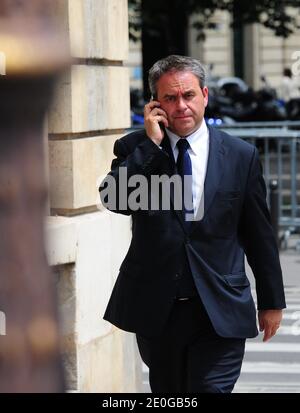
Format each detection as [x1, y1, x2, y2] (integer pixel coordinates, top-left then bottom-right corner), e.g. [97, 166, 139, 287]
[46, 0, 142, 392]
[257, 22, 300, 89]
[188, 8, 300, 90]
[189, 11, 233, 78]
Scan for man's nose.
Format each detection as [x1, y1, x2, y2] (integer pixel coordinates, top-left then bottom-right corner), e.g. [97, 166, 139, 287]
[176, 97, 187, 111]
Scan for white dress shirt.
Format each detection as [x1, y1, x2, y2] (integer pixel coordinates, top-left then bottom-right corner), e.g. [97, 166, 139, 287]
[165, 120, 209, 218]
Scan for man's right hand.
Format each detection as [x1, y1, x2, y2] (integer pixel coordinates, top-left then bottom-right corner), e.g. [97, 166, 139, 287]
[144, 100, 169, 146]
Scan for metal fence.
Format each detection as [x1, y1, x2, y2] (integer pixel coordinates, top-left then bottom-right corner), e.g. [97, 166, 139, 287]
[218, 120, 300, 130]
[219, 127, 300, 249]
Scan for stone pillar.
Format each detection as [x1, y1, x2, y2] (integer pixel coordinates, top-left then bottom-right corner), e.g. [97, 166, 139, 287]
[243, 24, 260, 90]
[257, 25, 284, 88]
[189, 10, 233, 77]
[48, 0, 140, 392]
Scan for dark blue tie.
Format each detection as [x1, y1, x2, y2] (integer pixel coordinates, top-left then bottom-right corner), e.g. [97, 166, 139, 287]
[176, 139, 194, 223]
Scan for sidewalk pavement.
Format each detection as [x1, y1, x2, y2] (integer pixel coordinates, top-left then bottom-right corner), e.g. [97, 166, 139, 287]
[279, 250, 300, 288]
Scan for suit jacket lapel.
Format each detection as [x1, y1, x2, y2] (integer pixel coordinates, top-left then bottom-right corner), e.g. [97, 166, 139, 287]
[160, 134, 175, 174]
[190, 126, 226, 234]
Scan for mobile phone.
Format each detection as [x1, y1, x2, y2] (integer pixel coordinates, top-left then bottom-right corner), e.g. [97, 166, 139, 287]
[151, 95, 165, 131]
[152, 91, 160, 99]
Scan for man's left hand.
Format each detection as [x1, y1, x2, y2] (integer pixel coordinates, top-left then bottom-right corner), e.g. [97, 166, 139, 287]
[258, 309, 283, 342]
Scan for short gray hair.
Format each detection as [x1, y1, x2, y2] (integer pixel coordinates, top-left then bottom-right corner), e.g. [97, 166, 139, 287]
[148, 55, 206, 98]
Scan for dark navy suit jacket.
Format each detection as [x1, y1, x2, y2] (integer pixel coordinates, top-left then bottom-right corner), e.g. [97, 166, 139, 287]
[100, 125, 286, 338]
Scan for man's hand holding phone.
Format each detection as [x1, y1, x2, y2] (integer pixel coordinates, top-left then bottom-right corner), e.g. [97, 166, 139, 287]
[144, 99, 169, 146]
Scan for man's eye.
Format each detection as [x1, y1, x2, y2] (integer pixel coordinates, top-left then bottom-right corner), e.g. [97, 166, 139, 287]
[185, 93, 194, 99]
[166, 96, 175, 102]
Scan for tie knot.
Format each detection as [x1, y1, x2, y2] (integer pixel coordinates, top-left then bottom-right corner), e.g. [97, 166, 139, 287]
[176, 138, 190, 153]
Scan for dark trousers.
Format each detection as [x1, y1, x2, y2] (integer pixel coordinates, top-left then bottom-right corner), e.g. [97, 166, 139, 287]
[136, 296, 245, 393]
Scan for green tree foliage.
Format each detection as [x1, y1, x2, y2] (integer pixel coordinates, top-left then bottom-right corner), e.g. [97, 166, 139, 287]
[129, 0, 300, 41]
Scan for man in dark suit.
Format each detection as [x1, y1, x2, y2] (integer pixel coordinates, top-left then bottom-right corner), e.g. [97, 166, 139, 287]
[100, 55, 286, 393]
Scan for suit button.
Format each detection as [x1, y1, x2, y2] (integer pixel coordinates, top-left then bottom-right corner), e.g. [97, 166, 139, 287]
[185, 236, 190, 244]
[174, 273, 181, 280]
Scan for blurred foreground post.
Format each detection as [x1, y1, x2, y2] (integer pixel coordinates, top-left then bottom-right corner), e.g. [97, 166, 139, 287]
[0, 0, 69, 392]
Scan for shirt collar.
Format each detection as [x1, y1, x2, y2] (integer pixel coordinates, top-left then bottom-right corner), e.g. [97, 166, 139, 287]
[166, 120, 208, 156]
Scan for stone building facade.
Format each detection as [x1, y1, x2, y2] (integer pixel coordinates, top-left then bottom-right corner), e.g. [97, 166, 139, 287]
[189, 9, 300, 90]
[46, 0, 141, 392]
[129, 9, 300, 92]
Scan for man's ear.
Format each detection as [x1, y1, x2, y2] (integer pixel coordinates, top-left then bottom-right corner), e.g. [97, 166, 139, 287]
[202, 86, 209, 107]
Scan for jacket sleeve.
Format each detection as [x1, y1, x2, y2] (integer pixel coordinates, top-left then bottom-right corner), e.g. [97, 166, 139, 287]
[99, 135, 168, 215]
[239, 147, 286, 310]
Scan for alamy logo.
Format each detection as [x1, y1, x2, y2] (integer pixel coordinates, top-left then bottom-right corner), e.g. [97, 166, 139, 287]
[98, 168, 205, 222]
[0, 310, 6, 335]
[291, 51, 300, 77]
[0, 51, 6, 75]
